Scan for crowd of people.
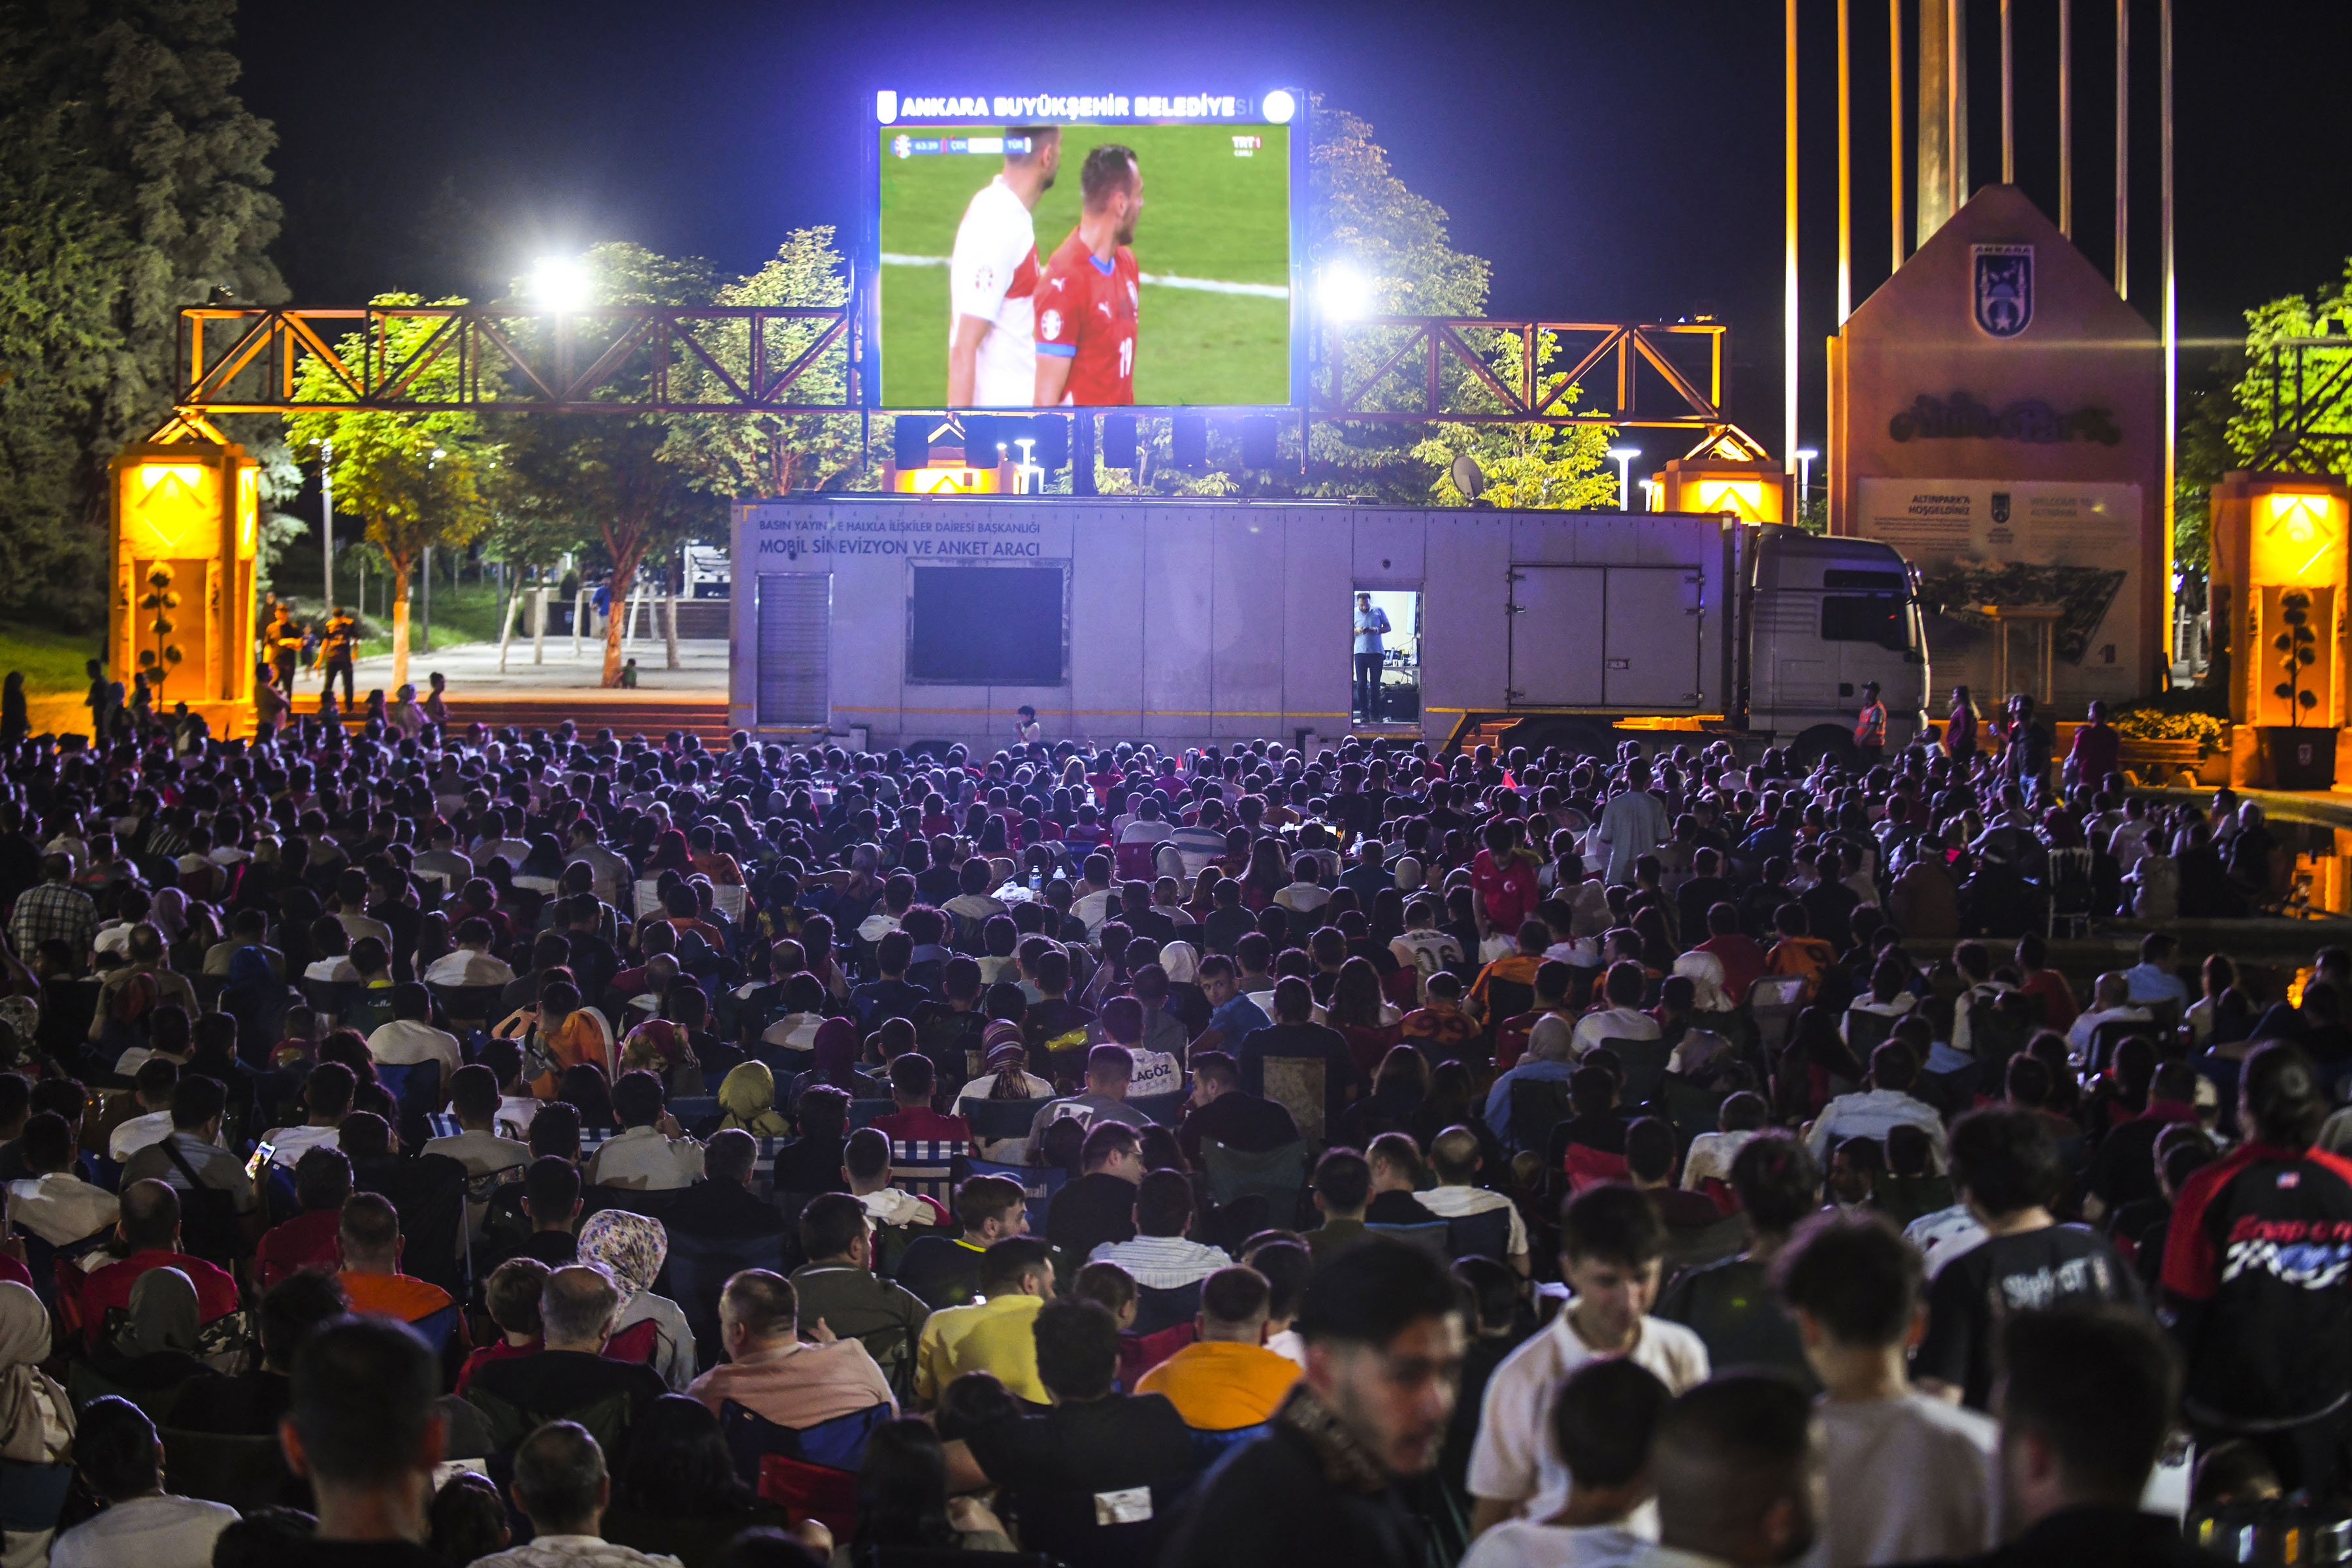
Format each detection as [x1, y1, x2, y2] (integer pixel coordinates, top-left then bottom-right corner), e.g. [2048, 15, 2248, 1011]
[0, 698, 2336, 1568]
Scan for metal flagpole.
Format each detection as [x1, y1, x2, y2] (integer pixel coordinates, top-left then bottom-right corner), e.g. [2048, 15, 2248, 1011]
[2115, 0, 2130, 299]
[2059, 0, 2074, 235]
[319, 440, 334, 615]
[1839, 0, 1854, 323]
[1890, 0, 1906, 272]
[2001, 0, 2016, 182]
[2161, 0, 2176, 666]
[1786, 0, 1801, 471]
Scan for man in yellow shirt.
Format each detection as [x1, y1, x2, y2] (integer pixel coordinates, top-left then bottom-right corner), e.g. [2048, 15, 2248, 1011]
[1136, 1265, 1300, 1431]
[913, 1235, 1055, 1407]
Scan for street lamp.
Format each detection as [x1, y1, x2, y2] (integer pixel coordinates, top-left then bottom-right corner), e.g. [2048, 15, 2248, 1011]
[529, 257, 592, 313]
[1607, 446, 1641, 510]
[1793, 446, 1820, 519]
[315, 437, 334, 613]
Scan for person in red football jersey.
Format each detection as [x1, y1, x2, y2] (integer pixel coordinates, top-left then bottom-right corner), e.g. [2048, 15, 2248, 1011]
[1034, 142, 1144, 406]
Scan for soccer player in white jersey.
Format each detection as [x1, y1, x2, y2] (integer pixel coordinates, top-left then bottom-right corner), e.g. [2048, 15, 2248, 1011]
[946, 125, 1061, 407]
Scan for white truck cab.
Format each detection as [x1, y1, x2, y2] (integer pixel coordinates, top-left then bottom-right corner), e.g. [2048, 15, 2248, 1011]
[1746, 526, 1930, 757]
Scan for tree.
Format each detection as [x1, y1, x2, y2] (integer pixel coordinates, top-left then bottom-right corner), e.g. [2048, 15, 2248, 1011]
[287, 297, 495, 691]
[661, 227, 872, 498]
[0, 0, 284, 623]
[492, 243, 725, 685]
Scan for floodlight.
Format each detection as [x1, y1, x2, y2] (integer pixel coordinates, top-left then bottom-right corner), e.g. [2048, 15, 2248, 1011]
[1318, 263, 1373, 322]
[530, 256, 592, 314]
[1793, 446, 1820, 461]
[1607, 447, 1641, 510]
[1262, 90, 1297, 125]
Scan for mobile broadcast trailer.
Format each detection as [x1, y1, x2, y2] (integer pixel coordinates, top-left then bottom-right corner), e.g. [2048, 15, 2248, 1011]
[726, 495, 1929, 759]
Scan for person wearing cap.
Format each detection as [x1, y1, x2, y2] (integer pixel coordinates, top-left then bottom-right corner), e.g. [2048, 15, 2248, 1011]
[955, 1021, 1054, 1111]
[1854, 681, 1887, 770]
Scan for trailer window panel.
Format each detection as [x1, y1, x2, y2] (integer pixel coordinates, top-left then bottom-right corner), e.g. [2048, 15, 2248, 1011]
[907, 564, 1069, 685]
[1822, 569, 1908, 591]
[1821, 593, 1906, 650]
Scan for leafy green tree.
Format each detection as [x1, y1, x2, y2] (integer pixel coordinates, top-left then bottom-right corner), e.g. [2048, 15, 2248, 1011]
[0, 0, 284, 625]
[287, 297, 495, 691]
[661, 226, 872, 498]
[491, 243, 724, 685]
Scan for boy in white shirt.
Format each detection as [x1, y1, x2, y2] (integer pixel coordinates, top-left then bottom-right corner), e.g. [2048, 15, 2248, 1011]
[1774, 1210, 1996, 1567]
[1467, 1184, 1709, 1535]
[1462, 1359, 1665, 1568]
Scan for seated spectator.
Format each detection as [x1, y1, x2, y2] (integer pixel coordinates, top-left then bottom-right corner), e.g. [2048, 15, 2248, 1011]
[1468, 1184, 1709, 1534]
[1047, 1121, 1145, 1264]
[457, 1258, 551, 1396]
[430, 1472, 510, 1565]
[1827, 1135, 1886, 1212]
[1073, 1260, 1194, 1390]
[0, 1282, 70, 1558]
[423, 917, 516, 988]
[871, 1052, 971, 1144]
[1916, 1107, 2140, 1409]
[120, 1071, 258, 1234]
[1176, 1049, 1299, 1166]
[2082, 1059, 2202, 1224]
[465, 1265, 670, 1465]
[48, 1395, 237, 1568]
[841, 1418, 1013, 1559]
[81, 1180, 242, 1360]
[1413, 1125, 1531, 1274]
[1235, 977, 1362, 1145]
[896, 1174, 1029, 1311]
[1573, 960, 1659, 1057]
[1625, 1115, 1731, 1232]
[1803, 1041, 1948, 1169]
[1645, 1375, 1824, 1568]
[953, 1024, 1055, 1111]
[1304, 1147, 1372, 1267]
[365, 981, 462, 1084]
[577, 1208, 696, 1393]
[789, 1192, 930, 1387]
[1136, 1265, 1300, 1430]
[1545, 1066, 1631, 1191]
[515, 1154, 584, 1268]
[257, 1146, 354, 1288]
[266, 1061, 355, 1169]
[337, 1192, 456, 1330]
[3, 1107, 119, 1249]
[715, 1060, 792, 1139]
[666, 1128, 790, 1241]
[1357, 1131, 1437, 1226]
[473, 1418, 674, 1568]
[166, 1268, 346, 1437]
[689, 1267, 896, 1430]
[844, 1126, 948, 1232]
[423, 1063, 531, 1234]
[1458, 1359, 1669, 1568]
[1774, 1210, 1995, 1565]
[2063, 972, 2153, 1066]
[1158, 1237, 1467, 1568]
[949, 1298, 1196, 1568]
[914, 1236, 1056, 1407]
[106, 1056, 181, 1162]
[600, 1394, 795, 1563]
[1026, 1042, 1156, 1147]
[1089, 1168, 1233, 1287]
[1678, 1090, 1769, 1199]
[583, 1069, 704, 1192]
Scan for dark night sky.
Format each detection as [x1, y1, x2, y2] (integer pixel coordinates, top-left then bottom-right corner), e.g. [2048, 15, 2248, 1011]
[234, 0, 2352, 447]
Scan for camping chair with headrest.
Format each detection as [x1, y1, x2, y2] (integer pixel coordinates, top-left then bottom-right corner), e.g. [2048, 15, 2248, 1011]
[1661, 1077, 1729, 1146]
[1132, 1280, 1203, 1336]
[1746, 976, 1810, 1054]
[0, 1462, 72, 1546]
[890, 1139, 970, 1206]
[1128, 1090, 1186, 1127]
[299, 977, 359, 1029]
[1442, 1206, 1516, 1264]
[159, 1428, 293, 1513]
[1365, 1220, 1451, 1258]
[427, 983, 508, 1031]
[1507, 1075, 1575, 1155]
[666, 1228, 789, 1365]
[721, 1398, 887, 1536]
[1844, 1007, 1899, 1057]
[848, 1099, 896, 1130]
[1114, 841, 1161, 883]
[1198, 1138, 1312, 1230]
[962, 1098, 1047, 1145]
[960, 1157, 1069, 1236]
[1258, 1056, 1331, 1146]
[372, 1058, 445, 1149]
[2045, 847, 2096, 938]
[1601, 1037, 1673, 1108]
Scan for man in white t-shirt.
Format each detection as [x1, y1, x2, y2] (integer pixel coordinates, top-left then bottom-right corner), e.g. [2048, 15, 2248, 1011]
[365, 984, 463, 1085]
[1775, 1211, 1996, 1567]
[1413, 1126, 1531, 1275]
[1467, 1185, 1708, 1535]
[945, 125, 1062, 408]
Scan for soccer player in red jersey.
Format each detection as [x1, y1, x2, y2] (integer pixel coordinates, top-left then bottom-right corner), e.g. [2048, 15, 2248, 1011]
[1034, 143, 1144, 406]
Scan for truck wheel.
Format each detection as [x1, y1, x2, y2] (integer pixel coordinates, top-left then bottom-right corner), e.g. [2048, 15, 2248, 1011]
[1790, 724, 1857, 768]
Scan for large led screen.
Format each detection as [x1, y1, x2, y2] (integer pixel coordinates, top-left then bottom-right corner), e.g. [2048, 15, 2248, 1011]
[875, 91, 1295, 410]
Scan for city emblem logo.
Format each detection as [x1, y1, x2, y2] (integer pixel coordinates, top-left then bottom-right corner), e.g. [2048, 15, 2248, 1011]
[1991, 492, 2011, 524]
[1972, 245, 2034, 338]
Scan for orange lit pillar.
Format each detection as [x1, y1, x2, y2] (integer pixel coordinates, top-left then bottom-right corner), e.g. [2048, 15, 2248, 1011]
[1653, 456, 1796, 524]
[110, 439, 261, 734]
[2209, 470, 2351, 787]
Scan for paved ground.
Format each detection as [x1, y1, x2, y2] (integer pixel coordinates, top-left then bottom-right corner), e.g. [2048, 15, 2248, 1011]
[336, 636, 729, 698]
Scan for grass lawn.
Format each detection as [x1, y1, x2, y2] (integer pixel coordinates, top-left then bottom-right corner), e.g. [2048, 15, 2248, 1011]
[271, 573, 515, 662]
[878, 121, 1290, 408]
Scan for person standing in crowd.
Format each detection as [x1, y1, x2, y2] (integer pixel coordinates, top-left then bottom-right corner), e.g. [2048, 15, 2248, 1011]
[1853, 681, 1887, 771]
[1354, 593, 1392, 724]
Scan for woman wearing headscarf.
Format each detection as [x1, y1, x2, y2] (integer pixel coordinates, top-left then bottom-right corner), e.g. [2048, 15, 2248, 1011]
[1156, 941, 1211, 1039]
[0, 1282, 70, 1567]
[789, 1017, 881, 1107]
[99, 1267, 212, 1390]
[715, 1060, 792, 1139]
[576, 1209, 695, 1392]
